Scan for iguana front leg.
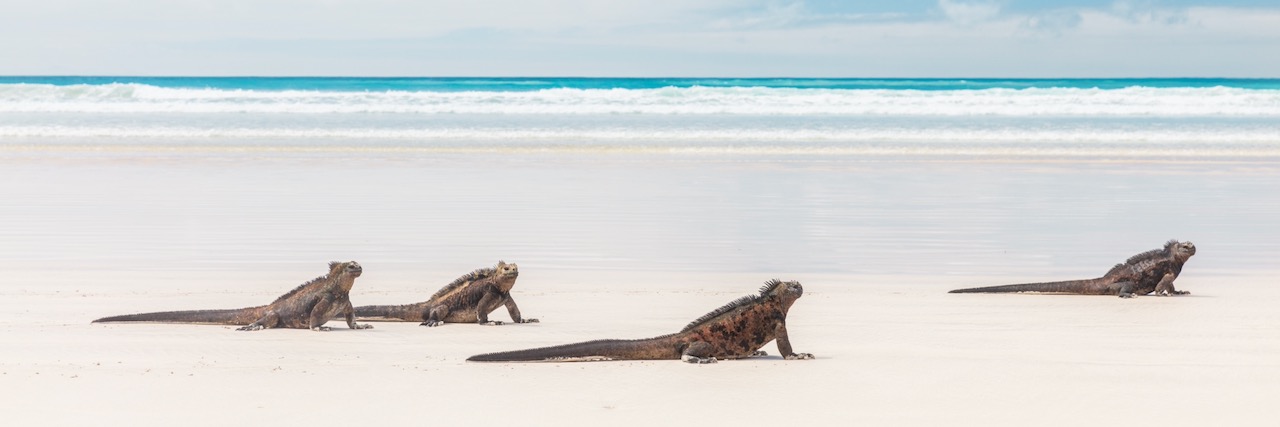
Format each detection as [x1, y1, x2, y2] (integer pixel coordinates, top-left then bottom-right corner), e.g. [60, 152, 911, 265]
[343, 305, 373, 330]
[503, 297, 538, 324]
[681, 341, 718, 364]
[1153, 272, 1189, 296]
[475, 292, 505, 325]
[775, 322, 814, 360]
[308, 299, 336, 331]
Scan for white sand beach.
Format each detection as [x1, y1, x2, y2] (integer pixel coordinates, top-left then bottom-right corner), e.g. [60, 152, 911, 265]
[3, 268, 1278, 426]
[2, 149, 1278, 425]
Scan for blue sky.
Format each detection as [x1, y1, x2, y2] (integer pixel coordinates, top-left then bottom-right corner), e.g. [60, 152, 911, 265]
[1, 0, 1277, 77]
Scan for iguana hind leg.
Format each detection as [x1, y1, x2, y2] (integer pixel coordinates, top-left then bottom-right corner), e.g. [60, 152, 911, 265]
[1116, 281, 1139, 298]
[238, 311, 280, 331]
[420, 306, 450, 327]
[719, 350, 770, 360]
[681, 341, 718, 364]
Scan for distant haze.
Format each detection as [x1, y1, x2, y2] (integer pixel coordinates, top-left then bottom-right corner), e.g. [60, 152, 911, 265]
[2, 0, 1278, 77]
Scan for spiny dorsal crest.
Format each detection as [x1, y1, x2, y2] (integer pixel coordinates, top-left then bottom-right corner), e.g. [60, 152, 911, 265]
[1125, 241, 1179, 265]
[758, 278, 785, 296]
[271, 262, 340, 304]
[428, 262, 501, 301]
[1105, 262, 1130, 277]
[680, 279, 782, 332]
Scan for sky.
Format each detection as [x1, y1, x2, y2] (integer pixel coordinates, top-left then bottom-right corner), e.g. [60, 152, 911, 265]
[1, 0, 1277, 77]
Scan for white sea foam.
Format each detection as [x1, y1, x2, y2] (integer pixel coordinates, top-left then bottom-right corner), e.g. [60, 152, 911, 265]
[2, 83, 1279, 116]
[4, 125, 1278, 158]
[2, 124, 1277, 142]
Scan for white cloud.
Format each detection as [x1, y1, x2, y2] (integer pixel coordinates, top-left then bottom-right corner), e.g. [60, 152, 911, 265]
[1020, 10, 1084, 36]
[711, 1, 905, 30]
[937, 0, 1002, 25]
[712, 1, 807, 29]
[1109, 0, 1190, 25]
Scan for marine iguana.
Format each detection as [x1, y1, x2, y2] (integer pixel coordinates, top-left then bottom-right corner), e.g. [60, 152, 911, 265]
[948, 240, 1196, 298]
[467, 279, 814, 363]
[93, 261, 373, 331]
[353, 260, 537, 327]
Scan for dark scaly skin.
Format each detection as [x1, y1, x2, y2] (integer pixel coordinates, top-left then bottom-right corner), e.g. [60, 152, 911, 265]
[353, 261, 537, 327]
[93, 261, 372, 331]
[467, 279, 813, 364]
[949, 240, 1196, 298]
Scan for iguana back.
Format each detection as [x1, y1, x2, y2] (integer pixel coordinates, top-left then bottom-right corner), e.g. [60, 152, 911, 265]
[948, 240, 1197, 298]
[94, 261, 373, 331]
[354, 261, 537, 326]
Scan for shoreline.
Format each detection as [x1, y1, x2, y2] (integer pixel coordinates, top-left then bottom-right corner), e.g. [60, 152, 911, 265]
[5, 140, 1280, 162]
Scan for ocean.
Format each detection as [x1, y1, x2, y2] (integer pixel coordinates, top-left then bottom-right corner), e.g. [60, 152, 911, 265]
[2, 77, 1280, 157]
[1, 77, 1278, 285]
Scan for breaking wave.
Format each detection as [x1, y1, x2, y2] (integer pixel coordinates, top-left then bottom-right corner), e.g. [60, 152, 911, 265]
[2, 83, 1279, 116]
[3, 125, 1278, 143]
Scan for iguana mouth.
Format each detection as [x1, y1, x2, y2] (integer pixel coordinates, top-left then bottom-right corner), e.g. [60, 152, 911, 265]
[348, 264, 363, 277]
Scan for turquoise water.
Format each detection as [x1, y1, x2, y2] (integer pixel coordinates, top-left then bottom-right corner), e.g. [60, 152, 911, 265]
[3, 76, 1280, 91]
[2, 76, 1279, 157]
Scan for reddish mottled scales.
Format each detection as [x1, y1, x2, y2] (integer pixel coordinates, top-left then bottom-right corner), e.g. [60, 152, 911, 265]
[467, 279, 813, 364]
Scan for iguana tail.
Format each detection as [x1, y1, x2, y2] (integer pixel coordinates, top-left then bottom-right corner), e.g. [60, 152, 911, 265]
[352, 304, 419, 321]
[93, 307, 258, 325]
[468, 337, 675, 362]
[948, 279, 1101, 294]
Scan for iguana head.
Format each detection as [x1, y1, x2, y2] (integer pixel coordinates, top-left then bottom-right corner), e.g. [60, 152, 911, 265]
[327, 261, 363, 278]
[761, 279, 804, 304]
[495, 261, 519, 279]
[1167, 240, 1196, 261]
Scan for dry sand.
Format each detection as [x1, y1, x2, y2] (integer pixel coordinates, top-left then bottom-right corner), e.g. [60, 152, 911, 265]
[3, 151, 1278, 425]
[3, 267, 1276, 426]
